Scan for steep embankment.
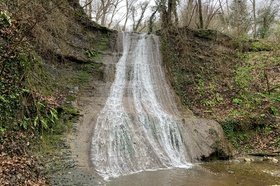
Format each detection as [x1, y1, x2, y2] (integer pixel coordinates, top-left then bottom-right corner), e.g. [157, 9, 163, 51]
[0, 0, 115, 185]
[161, 27, 280, 154]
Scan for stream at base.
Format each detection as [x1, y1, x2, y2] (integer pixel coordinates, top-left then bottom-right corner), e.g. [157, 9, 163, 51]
[104, 161, 280, 186]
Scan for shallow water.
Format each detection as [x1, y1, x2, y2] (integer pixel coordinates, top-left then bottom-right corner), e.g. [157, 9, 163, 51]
[105, 161, 280, 186]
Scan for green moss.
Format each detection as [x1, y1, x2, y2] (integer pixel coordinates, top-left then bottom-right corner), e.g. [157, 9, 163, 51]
[66, 96, 76, 101]
[97, 35, 110, 51]
[75, 70, 91, 83]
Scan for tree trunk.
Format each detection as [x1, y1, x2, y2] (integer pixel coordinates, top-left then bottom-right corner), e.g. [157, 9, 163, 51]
[198, 0, 203, 29]
[160, 2, 168, 28]
[149, 6, 159, 33]
[252, 0, 257, 38]
[167, 0, 173, 25]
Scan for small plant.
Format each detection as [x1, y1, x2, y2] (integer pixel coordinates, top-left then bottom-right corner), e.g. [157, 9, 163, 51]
[201, 100, 215, 106]
[264, 126, 272, 132]
[270, 106, 278, 116]
[98, 37, 109, 51]
[229, 109, 241, 117]
[0, 127, 5, 133]
[215, 93, 224, 103]
[197, 79, 205, 94]
[221, 119, 244, 149]
[232, 98, 243, 105]
[0, 10, 11, 26]
[234, 66, 252, 90]
[277, 138, 280, 147]
[274, 95, 280, 102]
[85, 50, 100, 58]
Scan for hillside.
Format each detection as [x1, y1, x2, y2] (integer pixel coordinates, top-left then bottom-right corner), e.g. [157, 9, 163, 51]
[161, 27, 280, 154]
[0, 0, 115, 184]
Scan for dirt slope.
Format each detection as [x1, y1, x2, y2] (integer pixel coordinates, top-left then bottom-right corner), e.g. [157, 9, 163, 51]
[161, 27, 280, 154]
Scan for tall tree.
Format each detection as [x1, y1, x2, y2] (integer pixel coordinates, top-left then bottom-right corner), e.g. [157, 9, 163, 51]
[250, 0, 257, 38]
[228, 0, 250, 36]
[158, 0, 178, 28]
[148, 5, 160, 32]
[84, 0, 93, 19]
[257, 0, 279, 38]
[122, 0, 136, 30]
[81, 0, 124, 27]
[197, 0, 203, 28]
[180, 0, 196, 27]
[132, 1, 149, 31]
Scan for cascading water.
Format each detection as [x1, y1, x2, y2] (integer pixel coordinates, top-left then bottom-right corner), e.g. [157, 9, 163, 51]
[91, 32, 196, 179]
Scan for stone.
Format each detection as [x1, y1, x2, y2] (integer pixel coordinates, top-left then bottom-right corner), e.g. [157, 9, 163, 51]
[182, 118, 234, 161]
[263, 157, 278, 163]
[244, 157, 253, 162]
[271, 158, 278, 163]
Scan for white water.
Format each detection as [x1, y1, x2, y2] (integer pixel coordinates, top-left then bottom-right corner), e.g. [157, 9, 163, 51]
[91, 32, 195, 179]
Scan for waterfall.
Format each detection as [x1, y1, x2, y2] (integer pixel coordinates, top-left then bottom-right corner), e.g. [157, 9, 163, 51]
[91, 32, 194, 179]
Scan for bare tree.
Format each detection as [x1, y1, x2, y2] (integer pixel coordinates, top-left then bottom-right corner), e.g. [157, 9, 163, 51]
[83, 0, 92, 19]
[132, 1, 149, 31]
[158, 0, 179, 28]
[203, 0, 222, 29]
[180, 0, 197, 27]
[228, 0, 250, 36]
[81, 0, 124, 27]
[216, 0, 230, 32]
[107, 0, 123, 27]
[148, 5, 160, 32]
[122, 0, 137, 30]
[180, 0, 221, 29]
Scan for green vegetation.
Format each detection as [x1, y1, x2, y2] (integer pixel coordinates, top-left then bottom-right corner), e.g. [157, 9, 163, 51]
[0, 0, 113, 183]
[85, 49, 101, 58]
[162, 28, 280, 153]
[0, 0, 112, 131]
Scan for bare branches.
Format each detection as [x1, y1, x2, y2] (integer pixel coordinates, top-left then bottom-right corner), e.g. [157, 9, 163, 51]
[132, 1, 149, 31]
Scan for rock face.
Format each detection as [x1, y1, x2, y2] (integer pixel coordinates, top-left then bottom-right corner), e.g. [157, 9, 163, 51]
[88, 32, 233, 178]
[182, 118, 233, 161]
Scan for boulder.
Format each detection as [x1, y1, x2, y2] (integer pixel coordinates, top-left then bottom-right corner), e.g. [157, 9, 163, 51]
[183, 118, 234, 161]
